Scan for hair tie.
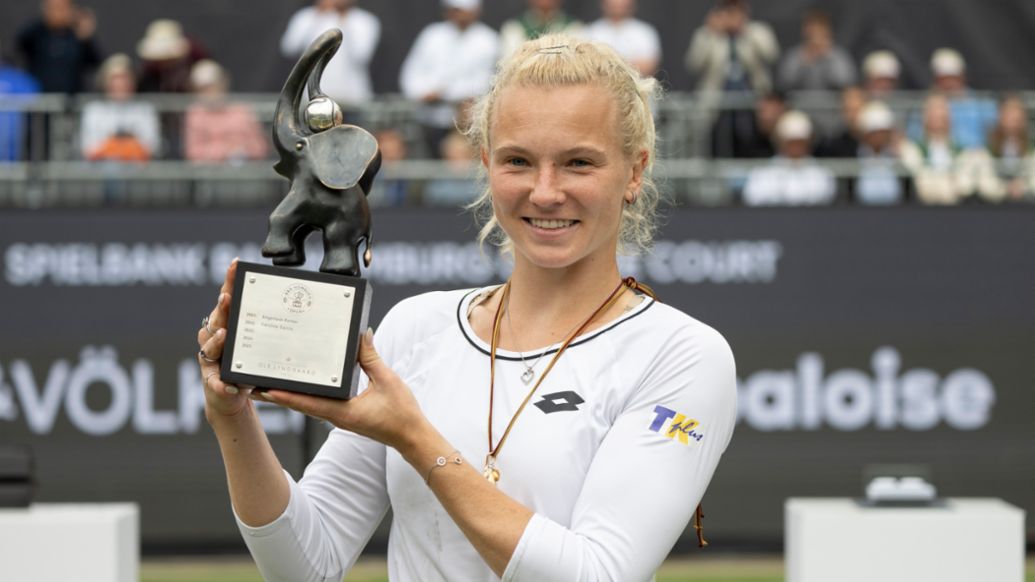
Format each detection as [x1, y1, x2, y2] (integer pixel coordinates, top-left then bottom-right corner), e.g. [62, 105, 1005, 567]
[537, 44, 569, 54]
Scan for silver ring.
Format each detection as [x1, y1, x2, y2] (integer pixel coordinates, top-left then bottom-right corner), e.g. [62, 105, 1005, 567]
[204, 371, 218, 388]
[202, 316, 216, 336]
[199, 349, 218, 363]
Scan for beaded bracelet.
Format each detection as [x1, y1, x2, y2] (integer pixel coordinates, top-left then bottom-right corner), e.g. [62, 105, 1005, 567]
[425, 450, 463, 485]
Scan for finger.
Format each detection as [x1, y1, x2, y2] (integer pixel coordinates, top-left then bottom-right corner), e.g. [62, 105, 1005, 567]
[262, 389, 339, 422]
[198, 327, 227, 363]
[201, 366, 244, 398]
[357, 328, 398, 386]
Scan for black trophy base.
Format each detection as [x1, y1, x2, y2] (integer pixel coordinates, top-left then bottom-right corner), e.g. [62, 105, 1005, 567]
[220, 261, 371, 399]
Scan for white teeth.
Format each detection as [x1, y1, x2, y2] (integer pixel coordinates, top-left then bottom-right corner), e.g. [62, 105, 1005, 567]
[529, 218, 575, 229]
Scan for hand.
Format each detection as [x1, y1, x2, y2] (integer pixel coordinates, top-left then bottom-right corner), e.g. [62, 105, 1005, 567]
[197, 258, 254, 422]
[261, 329, 429, 453]
[421, 91, 443, 104]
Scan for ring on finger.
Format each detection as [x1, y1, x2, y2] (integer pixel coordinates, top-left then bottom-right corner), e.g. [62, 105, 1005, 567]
[202, 316, 216, 336]
[199, 349, 219, 364]
[204, 371, 218, 388]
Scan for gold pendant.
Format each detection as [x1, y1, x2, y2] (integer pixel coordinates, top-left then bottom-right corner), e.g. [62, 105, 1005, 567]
[483, 455, 500, 484]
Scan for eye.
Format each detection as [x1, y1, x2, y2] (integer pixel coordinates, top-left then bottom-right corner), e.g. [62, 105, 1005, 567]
[569, 158, 593, 168]
[504, 157, 529, 167]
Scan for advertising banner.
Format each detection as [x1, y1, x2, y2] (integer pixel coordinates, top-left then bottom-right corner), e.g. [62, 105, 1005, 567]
[1, 207, 1031, 547]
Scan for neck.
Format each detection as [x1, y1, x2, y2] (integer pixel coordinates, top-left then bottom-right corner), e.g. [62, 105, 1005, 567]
[502, 255, 624, 350]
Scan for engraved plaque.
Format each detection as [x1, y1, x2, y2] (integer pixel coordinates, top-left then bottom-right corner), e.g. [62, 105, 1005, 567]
[221, 262, 371, 399]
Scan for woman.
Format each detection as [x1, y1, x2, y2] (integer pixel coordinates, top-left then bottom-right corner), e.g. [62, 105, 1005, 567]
[196, 35, 736, 581]
[986, 94, 1035, 201]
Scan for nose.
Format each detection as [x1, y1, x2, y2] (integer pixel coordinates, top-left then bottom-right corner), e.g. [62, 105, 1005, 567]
[528, 164, 565, 207]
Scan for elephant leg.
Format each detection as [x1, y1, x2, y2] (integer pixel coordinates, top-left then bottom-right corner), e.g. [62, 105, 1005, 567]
[319, 219, 359, 276]
[263, 193, 310, 263]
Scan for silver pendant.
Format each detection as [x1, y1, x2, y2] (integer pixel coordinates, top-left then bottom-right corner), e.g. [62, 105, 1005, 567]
[520, 368, 534, 385]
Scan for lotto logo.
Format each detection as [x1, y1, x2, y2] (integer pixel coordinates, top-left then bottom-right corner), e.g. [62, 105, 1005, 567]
[648, 405, 704, 445]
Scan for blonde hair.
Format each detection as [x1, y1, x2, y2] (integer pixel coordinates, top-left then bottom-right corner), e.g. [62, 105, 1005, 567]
[465, 34, 661, 256]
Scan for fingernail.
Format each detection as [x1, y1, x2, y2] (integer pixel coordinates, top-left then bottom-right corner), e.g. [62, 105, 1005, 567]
[225, 385, 239, 395]
[217, 328, 225, 338]
[365, 327, 374, 342]
[259, 391, 272, 401]
[231, 257, 239, 265]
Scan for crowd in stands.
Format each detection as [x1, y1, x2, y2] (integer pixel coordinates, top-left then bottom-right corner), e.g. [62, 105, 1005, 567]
[1, 0, 1034, 206]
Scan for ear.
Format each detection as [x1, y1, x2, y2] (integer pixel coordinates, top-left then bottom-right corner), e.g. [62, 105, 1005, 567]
[480, 147, 489, 169]
[625, 149, 648, 203]
[308, 125, 380, 190]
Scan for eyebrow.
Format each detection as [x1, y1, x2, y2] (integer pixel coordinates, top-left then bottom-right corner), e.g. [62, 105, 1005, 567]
[493, 144, 608, 159]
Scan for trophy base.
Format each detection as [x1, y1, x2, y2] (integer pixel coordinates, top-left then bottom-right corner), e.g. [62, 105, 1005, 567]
[220, 261, 371, 399]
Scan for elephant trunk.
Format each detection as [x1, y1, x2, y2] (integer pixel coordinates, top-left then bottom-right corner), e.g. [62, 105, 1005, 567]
[272, 28, 344, 161]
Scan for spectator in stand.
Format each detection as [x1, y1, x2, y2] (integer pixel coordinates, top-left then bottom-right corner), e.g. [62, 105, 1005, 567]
[0, 40, 40, 162]
[79, 53, 160, 161]
[861, 50, 900, 98]
[136, 19, 208, 94]
[368, 128, 412, 207]
[685, 0, 779, 94]
[718, 91, 785, 159]
[777, 9, 856, 92]
[583, 0, 661, 77]
[499, 0, 582, 59]
[400, 0, 498, 157]
[742, 110, 836, 206]
[907, 48, 996, 150]
[280, 0, 381, 107]
[424, 129, 479, 205]
[900, 93, 1000, 204]
[851, 101, 908, 205]
[16, 0, 101, 95]
[985, 94, 1035, 202]
[816, 86, 865, 157]
[183, 60, 269, 164]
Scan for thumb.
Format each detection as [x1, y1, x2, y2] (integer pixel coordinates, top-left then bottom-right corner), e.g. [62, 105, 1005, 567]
[357, 328, 393, 384]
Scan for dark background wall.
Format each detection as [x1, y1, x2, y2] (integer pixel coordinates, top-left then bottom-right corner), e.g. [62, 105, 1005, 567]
[3, 0, 1035, 94]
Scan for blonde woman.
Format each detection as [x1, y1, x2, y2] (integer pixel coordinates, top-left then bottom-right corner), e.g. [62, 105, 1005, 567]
[197, 34, 736, 581]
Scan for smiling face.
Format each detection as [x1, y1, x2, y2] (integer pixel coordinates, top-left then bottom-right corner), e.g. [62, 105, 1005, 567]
[485, 83, 645, 272]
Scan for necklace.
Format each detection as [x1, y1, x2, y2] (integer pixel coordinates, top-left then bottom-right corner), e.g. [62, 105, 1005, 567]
[504, 295, 584, 385]
[483, 278, 636, 484]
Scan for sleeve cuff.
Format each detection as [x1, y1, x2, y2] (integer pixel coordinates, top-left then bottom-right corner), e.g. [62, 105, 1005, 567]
[501, 513, 549, 582]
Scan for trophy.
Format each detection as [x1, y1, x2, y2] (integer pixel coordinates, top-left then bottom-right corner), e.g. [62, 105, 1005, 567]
[220, 29, 378, 399]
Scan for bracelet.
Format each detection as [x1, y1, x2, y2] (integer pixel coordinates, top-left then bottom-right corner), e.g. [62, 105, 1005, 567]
[425, 450, 463, 485]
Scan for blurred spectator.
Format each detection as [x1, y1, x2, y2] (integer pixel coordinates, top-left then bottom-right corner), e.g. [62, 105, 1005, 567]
[16, 0, 101, 94]
[851, 100, 908, 205]
[742, 110, 836, 206]
[900, 93, 1000, 204]
[583, 0, 661, 77]
[907, 48, 996, 150]
[136, 19, 208, 93]
[79, 53, 159, 161]
[183, 60, 268, 163]
[280, 0, 380, 106]
[716, 91, 785, 159]
[861, 50, 900, 97]
[368, 128, 412, 207]
[685, 0, 779, 94]
[0, 41, 40, 162]
[985, 94, 1035, 202]
[499, 0, 581, 59]
[816, 86, 865, 157]
[424, 129, 479, 205]
[777, 9, 856, 92]
[400, 0, 498, 157]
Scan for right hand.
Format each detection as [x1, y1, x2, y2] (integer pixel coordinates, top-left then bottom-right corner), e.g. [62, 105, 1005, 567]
[197, 258, 254, 422]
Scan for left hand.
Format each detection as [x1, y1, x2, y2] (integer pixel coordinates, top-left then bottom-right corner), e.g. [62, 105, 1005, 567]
[261, 330, 428, 452]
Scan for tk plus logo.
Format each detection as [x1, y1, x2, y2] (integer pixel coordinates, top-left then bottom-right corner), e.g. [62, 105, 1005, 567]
[648, 405, 704, 445]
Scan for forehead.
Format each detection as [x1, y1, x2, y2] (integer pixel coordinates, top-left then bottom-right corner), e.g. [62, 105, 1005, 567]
[489, 83, 622, 147]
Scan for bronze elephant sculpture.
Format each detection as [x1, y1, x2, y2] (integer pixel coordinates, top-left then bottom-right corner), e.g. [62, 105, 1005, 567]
[262, 28, 379, 277]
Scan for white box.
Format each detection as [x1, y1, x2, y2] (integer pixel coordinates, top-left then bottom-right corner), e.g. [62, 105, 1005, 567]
[0, 503, 139, 582]
[786, 497, 1025, 582]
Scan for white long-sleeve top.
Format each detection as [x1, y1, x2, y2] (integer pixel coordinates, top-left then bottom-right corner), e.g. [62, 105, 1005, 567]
[279, 6, 381, 105]
[399, 21, 499, 128]
[237, 287, 737, 581]
[742, 157, 837, 206]
[78, 100, 160, 158]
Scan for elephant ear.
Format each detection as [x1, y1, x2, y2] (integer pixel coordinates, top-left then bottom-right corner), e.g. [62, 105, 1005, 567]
[308, 125, 380, 190]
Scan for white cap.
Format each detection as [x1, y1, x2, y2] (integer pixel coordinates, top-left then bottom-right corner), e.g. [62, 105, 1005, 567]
[190, 59, 226, 89]
[931, 48, 965, 77]
[858, 101, 895, 133]
[775, 110, 813, 141]
[442, 0, 480, 10]
[137, 19, 190, 60]
[863, 50, 900, 79]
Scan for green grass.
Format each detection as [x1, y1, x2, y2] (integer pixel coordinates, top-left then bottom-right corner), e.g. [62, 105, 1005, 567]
[141, 555, 1035, 582]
